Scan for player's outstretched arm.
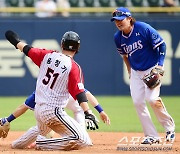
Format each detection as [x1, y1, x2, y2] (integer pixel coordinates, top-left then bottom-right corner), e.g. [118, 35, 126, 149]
[0, 104, 29, 139]
[85, 91, 110, 125]
[12, 104, 29, 119]
[0, 91, 36, 139]
[0, 103, 28, 129]
[5, 30, 53, 68]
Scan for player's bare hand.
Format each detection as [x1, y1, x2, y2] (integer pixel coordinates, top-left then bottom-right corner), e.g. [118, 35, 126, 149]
[100, 111, 110, 125]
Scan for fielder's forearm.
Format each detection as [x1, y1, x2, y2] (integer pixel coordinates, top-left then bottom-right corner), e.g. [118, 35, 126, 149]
[80, 102, 90, 112]
[86, 91, 103, 113]
[12, 104, 28, 118]
[76, 92, 90, 112]
[7, 104, 28, 122]
[157, 42, 166, 66]
[86, 91, 98, 107]
[122, 55, 131, 74]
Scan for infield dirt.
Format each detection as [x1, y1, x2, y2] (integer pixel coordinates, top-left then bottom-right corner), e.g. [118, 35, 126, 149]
[0, 132, 179, 154]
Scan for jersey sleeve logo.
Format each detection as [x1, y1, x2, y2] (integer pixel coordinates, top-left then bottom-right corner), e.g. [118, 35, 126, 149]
[152, 33, 158, 40]
[78, 83, 84, 90]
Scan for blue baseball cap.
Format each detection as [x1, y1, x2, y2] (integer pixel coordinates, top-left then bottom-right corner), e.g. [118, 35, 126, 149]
[111, 7, 131, 22]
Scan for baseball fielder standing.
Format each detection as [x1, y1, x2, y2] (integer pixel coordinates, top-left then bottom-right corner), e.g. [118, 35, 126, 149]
[5, 30, 98, 150]
[111, 7, 175, 144]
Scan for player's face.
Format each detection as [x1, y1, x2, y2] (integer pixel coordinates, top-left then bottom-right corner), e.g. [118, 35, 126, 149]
[115, 17, 132, 33]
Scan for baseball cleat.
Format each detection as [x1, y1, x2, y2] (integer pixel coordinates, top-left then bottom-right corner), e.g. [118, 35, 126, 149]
[166, 131, 175, 142]
[141, 136, 159, 145]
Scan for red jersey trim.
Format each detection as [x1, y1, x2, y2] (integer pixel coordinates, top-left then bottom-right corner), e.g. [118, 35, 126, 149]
[68, 59, 84, 100]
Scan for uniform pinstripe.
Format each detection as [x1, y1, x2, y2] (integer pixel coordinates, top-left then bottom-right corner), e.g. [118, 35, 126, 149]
[11, 95, 86, 149]
[27, 48, 92, 150]
[12, 126, 39, 149]
[35, 52, 71, 108]
[35, 104, 91, 150]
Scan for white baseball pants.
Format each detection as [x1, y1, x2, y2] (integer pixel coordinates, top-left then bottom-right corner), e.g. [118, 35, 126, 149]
[11, 96, 86, 149]
[130, 67, 175, 138]
[34, 104, 92, 150]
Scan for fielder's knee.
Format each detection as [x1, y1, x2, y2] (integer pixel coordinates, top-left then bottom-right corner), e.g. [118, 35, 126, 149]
[149, 97, 164, 109]
[133, 98, 145, 108]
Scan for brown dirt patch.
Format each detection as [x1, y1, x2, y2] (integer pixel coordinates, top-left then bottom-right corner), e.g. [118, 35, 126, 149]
[0, 132, 179, 154]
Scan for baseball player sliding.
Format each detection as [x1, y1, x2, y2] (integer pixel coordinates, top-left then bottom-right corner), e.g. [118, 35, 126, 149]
[0, 89, 110, 149]
[4, 30, 98, 150]
[111, 7, 175, 144]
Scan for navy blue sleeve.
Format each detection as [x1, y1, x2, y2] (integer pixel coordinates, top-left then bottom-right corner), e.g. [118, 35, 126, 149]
[157, 42, 166, 66]
[145, 23, 164, 50]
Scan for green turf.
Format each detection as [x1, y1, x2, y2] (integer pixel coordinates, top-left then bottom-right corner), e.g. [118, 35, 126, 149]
[0, 96, 179, 132]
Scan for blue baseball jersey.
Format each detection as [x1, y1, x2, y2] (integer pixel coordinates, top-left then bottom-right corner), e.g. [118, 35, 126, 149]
[24, 89, 89, 110]
[114, 21, 164, 71]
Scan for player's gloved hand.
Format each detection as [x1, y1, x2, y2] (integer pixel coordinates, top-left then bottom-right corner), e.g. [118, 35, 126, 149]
[143, 67, 164, 89]
[84, 110, 99, 130]
[0, 118, 8, 126]
[0, 118, 10, 138]
[5, 30, 20, 49]
[154, 67, 164, 76]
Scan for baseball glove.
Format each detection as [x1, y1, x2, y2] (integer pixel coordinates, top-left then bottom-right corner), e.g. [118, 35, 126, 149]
[0, 118, 10, 138]
[143, 67, 164, 89]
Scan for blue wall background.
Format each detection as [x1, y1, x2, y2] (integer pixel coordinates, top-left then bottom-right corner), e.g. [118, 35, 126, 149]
[0, 16, 179, 96]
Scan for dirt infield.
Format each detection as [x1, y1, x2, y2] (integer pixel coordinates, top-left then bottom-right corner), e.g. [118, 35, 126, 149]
[0, 132, 179, 154]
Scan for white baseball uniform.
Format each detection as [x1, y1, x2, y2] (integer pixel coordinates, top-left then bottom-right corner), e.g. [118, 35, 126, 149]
[11, 96, 86, 149]
[114, 20, 175, 139]
[130, 66, 175, 137]
[27, 48, 92, 150]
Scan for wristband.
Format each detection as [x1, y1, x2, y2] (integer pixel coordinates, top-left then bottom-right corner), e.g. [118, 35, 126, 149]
[94, 104, 103, 113]
[7, 114, 16, 122]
